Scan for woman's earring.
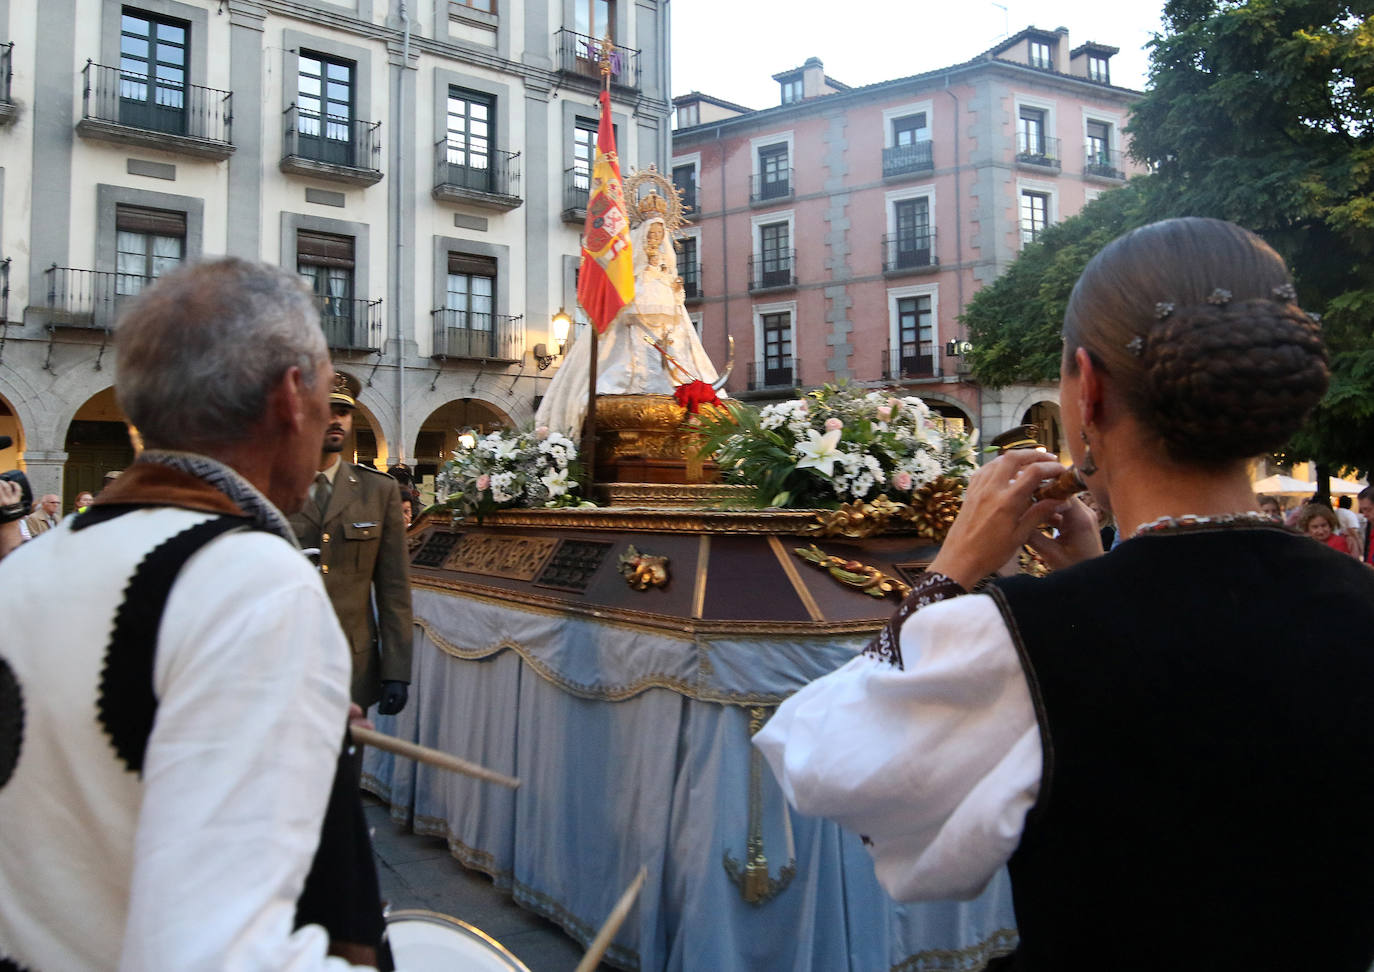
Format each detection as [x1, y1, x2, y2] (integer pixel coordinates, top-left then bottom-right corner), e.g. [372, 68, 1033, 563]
[1080, 429, 1099, 477]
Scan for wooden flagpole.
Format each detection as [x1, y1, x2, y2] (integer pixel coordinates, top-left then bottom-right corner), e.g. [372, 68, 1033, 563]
[580, 36, 616, 495]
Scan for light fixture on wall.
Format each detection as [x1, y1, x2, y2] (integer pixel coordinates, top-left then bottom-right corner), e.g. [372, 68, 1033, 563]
[457, 428, 478, 450]
[534, 308, 575, 370]
[945, 340, 973, 357]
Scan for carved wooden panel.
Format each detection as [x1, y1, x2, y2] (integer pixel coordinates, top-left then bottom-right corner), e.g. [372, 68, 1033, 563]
[445, 533, 559, 581]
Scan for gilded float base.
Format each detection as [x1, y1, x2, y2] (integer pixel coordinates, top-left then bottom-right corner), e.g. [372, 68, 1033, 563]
[592, 393, 720, 487]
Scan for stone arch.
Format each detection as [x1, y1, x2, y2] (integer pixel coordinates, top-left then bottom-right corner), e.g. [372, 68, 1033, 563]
[411, 397, 514, 487]
[1020, 400, 1065, 454]
[63, 387, 136, 507]
[918, 393, 975, 434]
[0, 389, 25, 472]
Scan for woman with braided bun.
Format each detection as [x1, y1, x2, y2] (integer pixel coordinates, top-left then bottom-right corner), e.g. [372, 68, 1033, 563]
[755, 218, 1374, 971]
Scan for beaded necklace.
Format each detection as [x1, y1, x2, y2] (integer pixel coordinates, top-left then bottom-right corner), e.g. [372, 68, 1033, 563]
[1130, 512, 1283, 538]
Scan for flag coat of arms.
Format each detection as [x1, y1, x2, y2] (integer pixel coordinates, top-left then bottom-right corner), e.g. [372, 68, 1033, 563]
[576, 89, 635, 334]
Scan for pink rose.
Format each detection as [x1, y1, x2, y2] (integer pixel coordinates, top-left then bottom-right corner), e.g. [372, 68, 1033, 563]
[535, 426, 550, 439]
[893, 471, 913, 491]
[875, 405, 892, 421]
[476, 474, 491, 491]
[824, 417, 843, 431]
[887, 397, 902, 413]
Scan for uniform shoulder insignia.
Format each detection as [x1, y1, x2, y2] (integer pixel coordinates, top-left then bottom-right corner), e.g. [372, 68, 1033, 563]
[353, 463, 395, 479]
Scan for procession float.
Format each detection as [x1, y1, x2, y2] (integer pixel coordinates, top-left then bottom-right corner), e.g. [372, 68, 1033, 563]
[364, 48, 1019, 972]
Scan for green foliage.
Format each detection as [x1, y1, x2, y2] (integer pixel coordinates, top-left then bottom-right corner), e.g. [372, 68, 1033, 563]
[963, 180, 1159, 387]
[1131, 0, 1374, 475]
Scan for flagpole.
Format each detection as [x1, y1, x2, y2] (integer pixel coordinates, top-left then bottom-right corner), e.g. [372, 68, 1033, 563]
[580, 37, 615, 494]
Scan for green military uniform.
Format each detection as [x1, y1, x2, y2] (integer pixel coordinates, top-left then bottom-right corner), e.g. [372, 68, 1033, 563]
[290, 460, 412, 708]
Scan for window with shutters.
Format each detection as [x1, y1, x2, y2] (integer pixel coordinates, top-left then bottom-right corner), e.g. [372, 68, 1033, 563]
[445, 88, 494, 191]
[762, 311, 793, 387]
[297, 231, 355, 345]
[896, 295, 934, 376]
[441, 253, 499, 358]
[115, 205, 185, 296]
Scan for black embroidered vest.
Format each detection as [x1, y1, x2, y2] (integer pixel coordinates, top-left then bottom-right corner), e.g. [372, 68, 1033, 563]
[989, 526, 1374, 971]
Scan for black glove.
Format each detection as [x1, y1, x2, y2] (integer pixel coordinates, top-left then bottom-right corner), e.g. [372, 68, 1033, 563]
[377, 680, 408, 716]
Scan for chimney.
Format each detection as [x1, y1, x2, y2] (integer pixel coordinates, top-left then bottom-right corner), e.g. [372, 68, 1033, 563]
[1054, 27, 1070, 74]
[802, 57, 825, 99]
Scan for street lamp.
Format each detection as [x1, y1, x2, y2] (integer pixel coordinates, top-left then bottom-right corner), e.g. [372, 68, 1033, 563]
[535, 307, 574, 370]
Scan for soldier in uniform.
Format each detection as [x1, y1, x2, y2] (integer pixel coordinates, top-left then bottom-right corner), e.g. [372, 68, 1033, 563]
[290, 375, 412, 716]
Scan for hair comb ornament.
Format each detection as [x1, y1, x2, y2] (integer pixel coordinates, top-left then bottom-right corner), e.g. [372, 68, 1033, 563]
[1154, 302, 1174, 320]
[1206, 288, 1233, 307]
[1125, 335, 1144, 357]
[1271, 284, 1297, 302]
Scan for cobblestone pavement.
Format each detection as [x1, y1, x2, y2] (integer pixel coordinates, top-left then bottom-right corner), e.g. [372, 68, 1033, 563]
[365, 795, 617, 971]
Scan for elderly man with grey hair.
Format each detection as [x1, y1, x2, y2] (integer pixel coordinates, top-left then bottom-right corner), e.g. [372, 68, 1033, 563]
[0, 259, 386, 970]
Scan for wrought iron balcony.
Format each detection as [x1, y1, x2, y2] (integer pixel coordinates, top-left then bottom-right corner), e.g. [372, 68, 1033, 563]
[0, 44, 16, 126]
[1016, 133, 1061, 170]
[882, 231, 938, 273]
[75, 61, 233, 159]
[0, 258, 9, 326]
[554, 30, 640, 90]
[43, 266, 155, 329]
[312, 295, 383, 352]
[882, 141, 934, 179]
[680, 260, 701, 301]
[562, 166, 590, 223]
[430, 310, 524, 362]
[281, 105, 382, 186]
[747, 357, 797, 391]
[433, 141, 522, 210]
[750, 169, 793, 204]
[881, 345, 936, 381]
[748, 250, 796, 291]
[1083, 146, 1126, 181]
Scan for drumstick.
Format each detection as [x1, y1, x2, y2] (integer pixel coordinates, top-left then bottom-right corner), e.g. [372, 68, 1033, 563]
[350, 726, 520, 790]
[574, 867, 647, 972]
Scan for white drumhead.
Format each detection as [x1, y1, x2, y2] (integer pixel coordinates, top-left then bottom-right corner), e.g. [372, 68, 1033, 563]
[386, 909, 532, 972]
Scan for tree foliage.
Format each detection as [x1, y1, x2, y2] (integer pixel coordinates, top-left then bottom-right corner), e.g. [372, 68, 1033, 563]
[965, 0, 1374, 474]
[963, 180, 1158, 387]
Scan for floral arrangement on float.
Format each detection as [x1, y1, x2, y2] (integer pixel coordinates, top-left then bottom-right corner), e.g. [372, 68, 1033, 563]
[437, 424, 592, 520]
[693, 383, 978, 540]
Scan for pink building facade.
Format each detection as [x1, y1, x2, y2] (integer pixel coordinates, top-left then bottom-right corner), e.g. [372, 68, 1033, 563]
[671, 28, 1143, 443]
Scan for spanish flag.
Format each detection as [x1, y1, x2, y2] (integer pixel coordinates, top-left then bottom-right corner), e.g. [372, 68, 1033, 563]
[576, 89, 634, 334]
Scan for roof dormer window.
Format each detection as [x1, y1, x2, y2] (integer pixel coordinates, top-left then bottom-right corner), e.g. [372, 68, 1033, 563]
[781, 78, 803, 105]
[1088, 55, 1110, 83]
[1029, 39, 1053, 70]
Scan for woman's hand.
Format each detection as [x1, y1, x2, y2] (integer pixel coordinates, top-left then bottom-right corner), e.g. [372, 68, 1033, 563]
[929, 450, 1077, 589]
[1025, 493, 1105, 570]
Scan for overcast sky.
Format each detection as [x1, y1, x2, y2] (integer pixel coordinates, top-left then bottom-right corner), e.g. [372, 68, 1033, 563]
[670, 1, 1168, 109]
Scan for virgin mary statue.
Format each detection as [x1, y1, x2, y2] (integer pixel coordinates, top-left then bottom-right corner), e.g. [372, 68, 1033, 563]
[535, 184, 725, 437]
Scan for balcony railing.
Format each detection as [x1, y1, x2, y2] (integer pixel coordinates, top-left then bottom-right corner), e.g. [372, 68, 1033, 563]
[430, 310, 524, 362]
[312, 295, 383, 352]
[883, 141, 934, 178]
[881, 345, 936, 381]
[44, 266, 154, 329]
[1016, 133, 1061, 169]
[0, 258, 9, 326]
[281, 105, 382, 185]
[562, 166, 590, 221]
[882, 231, 938, 272]
[555, 29, 640, 90]
[680, 260, 701, 300]
[748, 250, 796, 291]
[1083, 146, 1126, 181]
[76, 60, 233, 157]
[433, 141, 522, 208]
[750, 169, 793, 204]
[747, 357, 797, 391]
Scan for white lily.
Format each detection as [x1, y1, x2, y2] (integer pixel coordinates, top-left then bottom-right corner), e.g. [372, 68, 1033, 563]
[794, 428, 844, 478]
[540, 467, 571, 497]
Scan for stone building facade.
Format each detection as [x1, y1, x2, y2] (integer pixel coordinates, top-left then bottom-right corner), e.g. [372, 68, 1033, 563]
[671, 27, 1143, 446]
[0, 0, 671, 503]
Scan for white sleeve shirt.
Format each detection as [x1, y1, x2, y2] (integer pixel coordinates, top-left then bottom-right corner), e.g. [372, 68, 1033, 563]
[753, 592, 1042, 902]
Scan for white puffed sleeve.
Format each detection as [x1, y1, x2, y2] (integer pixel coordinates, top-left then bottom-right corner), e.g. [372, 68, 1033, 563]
[753, 592, 1041, 901]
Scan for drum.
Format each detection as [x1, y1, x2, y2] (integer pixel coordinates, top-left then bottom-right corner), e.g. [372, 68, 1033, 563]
[385, 909, 532, 972]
